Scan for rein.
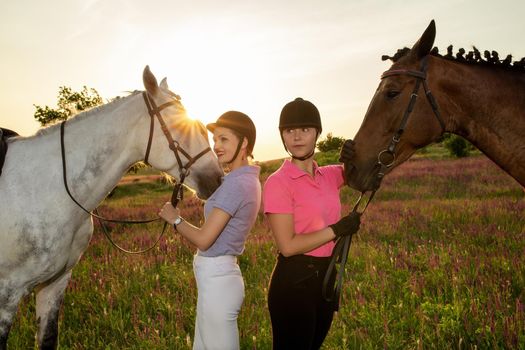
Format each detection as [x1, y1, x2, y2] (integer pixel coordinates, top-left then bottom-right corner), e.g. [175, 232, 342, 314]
[322, 191, 376, 311]
[322, 55, 446, 310]
[60, 91, 212, 254]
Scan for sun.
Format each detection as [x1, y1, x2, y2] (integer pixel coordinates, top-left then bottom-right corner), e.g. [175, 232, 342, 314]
[149, 22, 264, 123]
[139, 19, 285, 160]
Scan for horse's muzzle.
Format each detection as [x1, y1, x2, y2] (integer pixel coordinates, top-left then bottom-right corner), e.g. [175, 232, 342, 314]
[196, 173, 222, 199]
[344, 161, 382, 192]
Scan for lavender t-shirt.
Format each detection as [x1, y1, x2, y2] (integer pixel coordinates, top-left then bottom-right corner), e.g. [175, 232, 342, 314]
[199, 165, 261, 257]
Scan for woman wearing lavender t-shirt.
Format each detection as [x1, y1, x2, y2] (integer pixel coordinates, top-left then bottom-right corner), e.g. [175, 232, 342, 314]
[159, 111, 261, 350]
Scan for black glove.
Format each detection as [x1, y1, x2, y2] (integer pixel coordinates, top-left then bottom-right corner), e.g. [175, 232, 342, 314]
[339, 139, 356, 163]
[330, 212, 361, 238]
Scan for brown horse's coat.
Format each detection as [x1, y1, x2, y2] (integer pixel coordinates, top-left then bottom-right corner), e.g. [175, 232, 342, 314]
[346, 20, 525, 191]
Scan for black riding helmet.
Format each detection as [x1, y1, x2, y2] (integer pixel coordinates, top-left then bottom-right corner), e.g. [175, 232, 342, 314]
[279, 97, 322, 133]
[206, 111, 256, 163]
[279, 97, 322, 160]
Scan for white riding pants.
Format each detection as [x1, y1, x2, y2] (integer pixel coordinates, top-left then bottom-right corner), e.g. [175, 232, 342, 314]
[192, 254, 245, 350]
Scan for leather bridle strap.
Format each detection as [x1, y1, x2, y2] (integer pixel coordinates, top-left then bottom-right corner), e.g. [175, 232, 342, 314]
[376, 56, 446, 182]
[143, 92, 182, 167]
[380, 56, 446, 145]
[142, 92, 212, 206]
[142, 92, 211, 171]
[322, 190, 376, 311]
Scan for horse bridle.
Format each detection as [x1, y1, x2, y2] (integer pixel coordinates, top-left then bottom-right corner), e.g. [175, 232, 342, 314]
[375, 56, 446, 183]
[323, 55, 447, 310]
[142, 92, 212, 206]
[60, 91, 212, 254]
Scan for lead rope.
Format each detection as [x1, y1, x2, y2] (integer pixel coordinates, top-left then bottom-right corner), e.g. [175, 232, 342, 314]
[94, 177, 185, 255]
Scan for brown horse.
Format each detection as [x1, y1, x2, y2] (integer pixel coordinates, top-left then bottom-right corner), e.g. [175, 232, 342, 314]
[345, 20, 525, 192]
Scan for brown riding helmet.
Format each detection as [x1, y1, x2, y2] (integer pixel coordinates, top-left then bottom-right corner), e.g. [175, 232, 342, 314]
[206, 111, 256, 158]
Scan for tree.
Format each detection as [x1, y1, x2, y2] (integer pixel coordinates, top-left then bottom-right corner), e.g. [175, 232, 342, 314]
[316, 133, 345, 152]
[33, 85, 145, 173]
[443, 133, 472, 158]
[34, 86, 103, 126]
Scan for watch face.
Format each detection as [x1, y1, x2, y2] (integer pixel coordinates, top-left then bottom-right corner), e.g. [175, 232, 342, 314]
[174, 217, 182, 225]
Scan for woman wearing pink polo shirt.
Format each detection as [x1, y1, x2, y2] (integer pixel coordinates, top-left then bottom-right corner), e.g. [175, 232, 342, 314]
[263, 97, 360, 349]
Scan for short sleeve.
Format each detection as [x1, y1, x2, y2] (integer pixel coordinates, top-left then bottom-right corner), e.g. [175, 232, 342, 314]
[210, 178, 243, 216]
[323, 164, 345, 189]
[263, 175, 293, 214]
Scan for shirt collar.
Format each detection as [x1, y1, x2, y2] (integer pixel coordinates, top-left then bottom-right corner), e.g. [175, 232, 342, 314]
[282, 159, 324, 179]
[224, 165, 260, 179]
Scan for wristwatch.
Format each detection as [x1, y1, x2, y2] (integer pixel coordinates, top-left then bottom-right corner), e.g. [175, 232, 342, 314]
[173, 216, 183, 228]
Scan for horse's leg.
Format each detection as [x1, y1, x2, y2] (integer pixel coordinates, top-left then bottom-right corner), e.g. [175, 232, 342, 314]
[0, 307, 16, 350]
[0, 309, 14, 350]
[35, 270, 71, 350]
[0, 288, 22, 350]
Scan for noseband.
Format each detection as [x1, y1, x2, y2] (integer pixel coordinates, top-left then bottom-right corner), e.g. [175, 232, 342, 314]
[60, 91, 212, 254]
[323, 55, 447, 310]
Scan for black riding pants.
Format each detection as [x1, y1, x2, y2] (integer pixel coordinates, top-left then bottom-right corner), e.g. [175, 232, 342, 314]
[268, 253, 336, 350]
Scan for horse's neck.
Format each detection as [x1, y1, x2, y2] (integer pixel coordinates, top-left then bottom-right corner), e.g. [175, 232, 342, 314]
[433, 59, 525, 185]
[56, 94, 145, 208]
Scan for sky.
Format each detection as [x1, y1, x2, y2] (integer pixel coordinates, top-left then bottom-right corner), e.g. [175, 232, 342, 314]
[1, 0, 523, 161]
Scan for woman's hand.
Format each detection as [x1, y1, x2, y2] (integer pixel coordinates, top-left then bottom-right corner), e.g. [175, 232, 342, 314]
[267, 213, 338, 257]
[159, 202, 181, 225]
[329, 212, 361, 238]
[339, 139, 356, 163]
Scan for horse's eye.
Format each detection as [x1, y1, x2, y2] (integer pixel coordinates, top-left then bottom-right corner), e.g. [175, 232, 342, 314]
[386, 90, 400, 99]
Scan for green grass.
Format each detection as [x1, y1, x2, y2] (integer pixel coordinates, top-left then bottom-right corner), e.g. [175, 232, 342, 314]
[8, 151, 525, 349]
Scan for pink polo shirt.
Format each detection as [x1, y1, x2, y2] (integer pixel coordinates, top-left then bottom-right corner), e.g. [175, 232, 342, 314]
[263, 160, 345, 257]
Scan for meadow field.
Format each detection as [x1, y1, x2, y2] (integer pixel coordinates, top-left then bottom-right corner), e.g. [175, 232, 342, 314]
[8, 151, 525, 349]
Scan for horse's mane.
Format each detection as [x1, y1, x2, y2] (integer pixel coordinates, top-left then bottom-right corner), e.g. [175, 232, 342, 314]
[382, 46, 525, 72]
[34, 91, 142, 137]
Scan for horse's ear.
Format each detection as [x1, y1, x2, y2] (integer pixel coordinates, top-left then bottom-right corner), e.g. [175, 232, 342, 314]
[143, 65, 159, 96]
[410, 20, 436, 59]
[159, 77, 169, 91]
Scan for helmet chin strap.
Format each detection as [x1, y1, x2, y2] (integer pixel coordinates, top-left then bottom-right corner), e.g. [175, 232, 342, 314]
[226, 139, 244, 164]
[290, 147, 315, 161]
